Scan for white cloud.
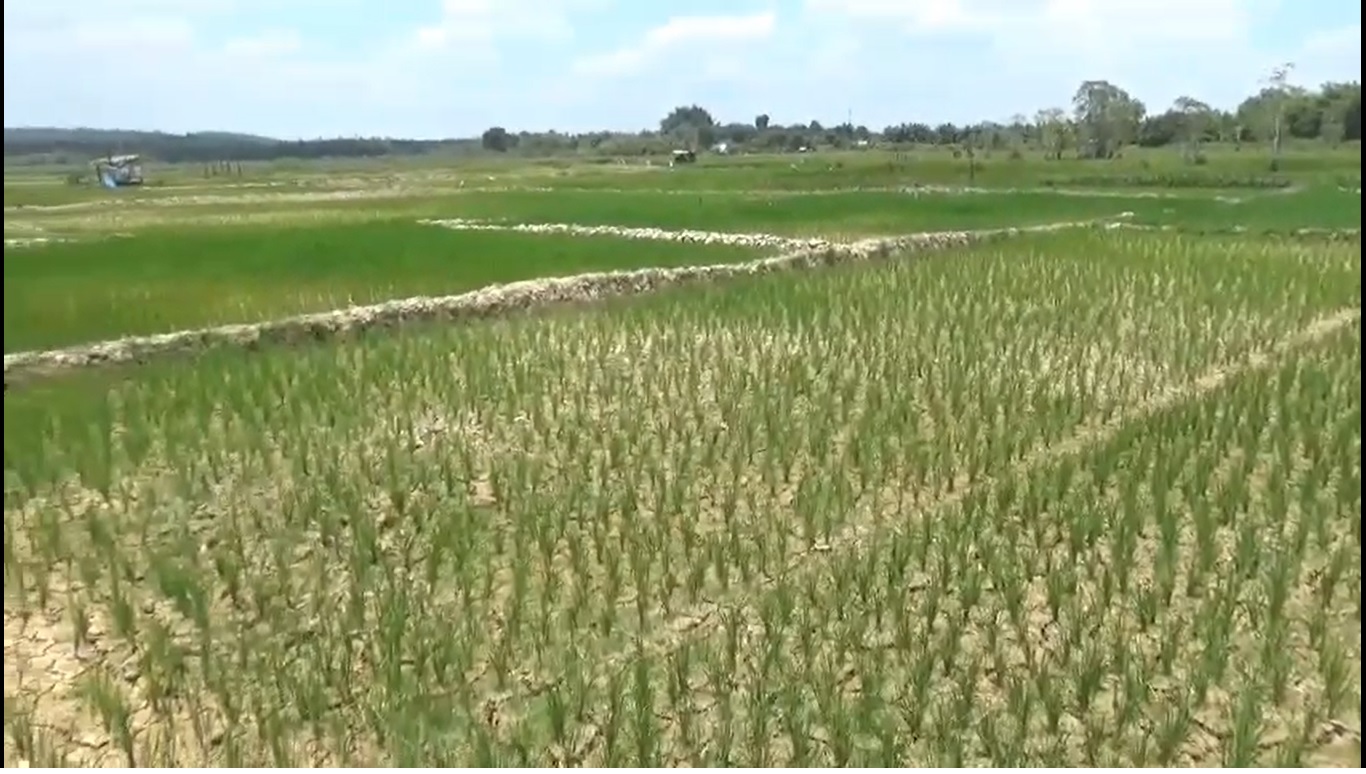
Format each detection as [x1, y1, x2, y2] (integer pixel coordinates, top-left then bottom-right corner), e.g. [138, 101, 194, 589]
[1290, 23, 1362, 88]
[1034, 0, 1263, 51]
[69, 16, 196, 49]
[805, 0, 1004, 34]
[223, 29, 301, 58]
[797, 0, 1297, 118]
[2, 0, 599, 137]
[1302, 22, 1361, 57]
[806, 0, 1264, 45]
[412, 0, 588, 49]
[643, 13, 778, 46]
[573, 12, 776, 77]
[2, 0, 1358, 138]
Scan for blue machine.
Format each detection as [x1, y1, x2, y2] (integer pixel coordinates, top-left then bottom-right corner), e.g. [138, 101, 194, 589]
[92, 155, 145, 188]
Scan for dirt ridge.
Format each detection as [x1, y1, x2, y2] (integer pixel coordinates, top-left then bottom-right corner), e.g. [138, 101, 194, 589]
[3, 218, 1115, 387]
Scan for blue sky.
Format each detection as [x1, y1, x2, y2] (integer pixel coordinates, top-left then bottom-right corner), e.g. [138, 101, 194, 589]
[4, 0, 1360, 139]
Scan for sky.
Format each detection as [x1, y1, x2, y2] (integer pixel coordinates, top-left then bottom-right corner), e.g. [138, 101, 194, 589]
[3, 0, 1361, 139]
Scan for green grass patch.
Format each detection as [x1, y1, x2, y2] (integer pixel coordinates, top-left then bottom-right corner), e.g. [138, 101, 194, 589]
[385, 189, 1149, 235]
[7, 188, 1151, 238]
[2, 220, 763, 352]
[1127, 186, 1362, 231]
[422, 187, 1361, 235]
[7, 144, 1359, 209]
[322, 144, 1358, 192]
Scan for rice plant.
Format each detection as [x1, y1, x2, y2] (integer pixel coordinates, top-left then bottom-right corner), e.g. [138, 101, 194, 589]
[3, 229, 1360, 767]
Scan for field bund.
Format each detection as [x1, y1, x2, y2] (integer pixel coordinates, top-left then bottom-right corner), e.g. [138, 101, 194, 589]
[3, 217, 1120, 385]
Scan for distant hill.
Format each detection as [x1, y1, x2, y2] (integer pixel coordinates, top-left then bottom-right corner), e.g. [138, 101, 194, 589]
[3, 126, 475, 165]
[4, 126, 280, 147]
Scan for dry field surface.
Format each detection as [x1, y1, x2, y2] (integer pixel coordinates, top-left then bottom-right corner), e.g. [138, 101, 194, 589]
[3, 178, 1362, 767]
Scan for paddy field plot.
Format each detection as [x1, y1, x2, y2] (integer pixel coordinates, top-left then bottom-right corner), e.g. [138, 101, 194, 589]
[424, 186, 1360, 236]
[1121, 186, 1361, 233]
[4, 229, 1360, 767]
[5, 188, 1141, 240]
[0, 187, 1230, 236]
[2, 222, 768, 353]
[413, 189, 1141, 236]
[7, 182, 1358, 255]
[8, 143, 1356, 206]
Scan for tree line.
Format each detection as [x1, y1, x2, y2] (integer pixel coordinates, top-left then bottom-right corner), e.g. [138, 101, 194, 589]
[648, 78, 1359, 164]
[5, 74, 1358, 166]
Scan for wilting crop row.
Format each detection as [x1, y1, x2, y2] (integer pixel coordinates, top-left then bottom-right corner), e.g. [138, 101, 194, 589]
[4, 229, 1360, 767]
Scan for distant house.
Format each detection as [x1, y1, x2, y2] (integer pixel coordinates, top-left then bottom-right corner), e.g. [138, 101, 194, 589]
[671, 149, 697, 165]
[711, 142, 730, 155]
[92, 154, 145, 188]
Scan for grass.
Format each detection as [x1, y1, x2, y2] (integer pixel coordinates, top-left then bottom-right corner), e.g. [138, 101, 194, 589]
[416, 189, 1143, 234]
[2, 220, 765, 352]
[525, 144, 1360, 192]
[6, 187, 1150, 238]
[1126, 185, 1363, 232]
[6, 144, 1361, 207]
[25, 179, 1333, 355]
[424, 186, 1361, 234]
[4, 229, 1360, 767]
[8, 181, 1359, 245]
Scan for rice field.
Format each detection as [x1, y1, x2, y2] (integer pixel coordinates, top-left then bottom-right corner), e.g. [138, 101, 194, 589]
[2, 222, 777, 353]
[4, 226, 1361, 767]
[8, 180, 1360, 244]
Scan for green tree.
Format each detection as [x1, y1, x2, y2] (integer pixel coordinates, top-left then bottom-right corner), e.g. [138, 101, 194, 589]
[1034, 107, 1071, 160]
[1172, 96, 1213, 163]
[480, 126, 512, 153]
[1072, 80, 1144, 158]
[660, 106, 715, 134]
[1316, 81, 1361, 144]
[659, 105, 716, 149]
